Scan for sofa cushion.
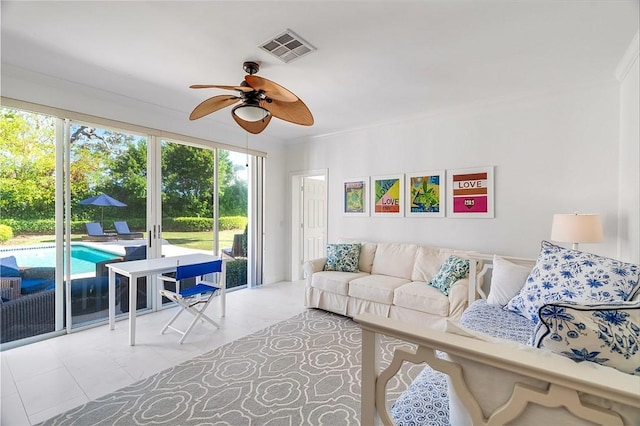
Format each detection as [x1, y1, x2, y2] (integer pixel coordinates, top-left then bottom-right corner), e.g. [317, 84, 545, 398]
[311, 271, 368, 296]
[358, 242, 377, 273]
[349, 275, 411, 304]
[371, 242, 418, 279]
[0, 256, 20, 277]
[411, 246, 475, 282]
[487, 255, 532, 307]
[428, 255, 470, 296]
[533, 301, 640, 375]
[394, 281, 450, 317]
[506, 240, 640, 324]
[410, 246, 447, 282]
[324, 243, 361, 272]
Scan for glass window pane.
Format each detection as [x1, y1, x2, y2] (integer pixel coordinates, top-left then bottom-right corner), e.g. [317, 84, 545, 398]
[0, 108, 58, 343]
[69, 124, 148, 327]
[219, 150, 248, 290]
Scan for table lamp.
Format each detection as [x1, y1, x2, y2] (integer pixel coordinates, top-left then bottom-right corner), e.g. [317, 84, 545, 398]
[550, 213, 604, 250]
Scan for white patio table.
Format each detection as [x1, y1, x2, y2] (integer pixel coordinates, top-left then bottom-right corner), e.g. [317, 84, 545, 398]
[107, 253, 224, 346]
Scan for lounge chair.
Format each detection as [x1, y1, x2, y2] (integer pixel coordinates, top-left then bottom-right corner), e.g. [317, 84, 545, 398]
[113, 221, 144, 240]
[82, 222, 117, 241]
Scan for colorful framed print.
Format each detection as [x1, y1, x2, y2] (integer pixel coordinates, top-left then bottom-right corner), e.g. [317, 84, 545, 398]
[371, 174, 404, 217]
[343, 177, 369, 216]
[405, 170, 445, 217]
[447, 166, 494, 218]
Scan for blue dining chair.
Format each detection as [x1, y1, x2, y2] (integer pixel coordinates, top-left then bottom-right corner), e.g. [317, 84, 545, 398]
[157, 260, 223, 344]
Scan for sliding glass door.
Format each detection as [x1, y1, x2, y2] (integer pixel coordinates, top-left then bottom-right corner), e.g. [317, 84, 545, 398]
[0, 102, 263, 347]
[67, 122, 149, 328]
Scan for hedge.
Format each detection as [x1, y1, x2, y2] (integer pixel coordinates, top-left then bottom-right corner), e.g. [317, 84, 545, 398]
[226, 258, 247, 289]
[0, 216, 248, 234]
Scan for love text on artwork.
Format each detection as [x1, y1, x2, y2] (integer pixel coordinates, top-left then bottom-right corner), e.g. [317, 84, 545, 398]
[455, 180, 484, 189]
[380, 198, 398, 205]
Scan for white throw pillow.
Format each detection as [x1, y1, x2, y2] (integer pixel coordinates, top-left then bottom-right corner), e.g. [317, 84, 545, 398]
[487, 255, 532, 307]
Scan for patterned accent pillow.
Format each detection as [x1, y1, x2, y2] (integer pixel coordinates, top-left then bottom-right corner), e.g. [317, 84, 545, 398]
[428, 255, 469, 296]
[505, 240, 640, 324]
[532, 301, 640, 375]
[324, 243, 361, 272]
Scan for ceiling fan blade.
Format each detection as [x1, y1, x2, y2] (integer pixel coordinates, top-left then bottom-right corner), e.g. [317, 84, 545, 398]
[189, 95, 240, 120]
[232, 112, 272, 134]
[245, 75, 298, 102]
[190, 84, 253, 93]
[262, 98, 314, 126]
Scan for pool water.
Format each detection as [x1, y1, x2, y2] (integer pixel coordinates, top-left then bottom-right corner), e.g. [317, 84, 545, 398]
[5, 245, 120, 274]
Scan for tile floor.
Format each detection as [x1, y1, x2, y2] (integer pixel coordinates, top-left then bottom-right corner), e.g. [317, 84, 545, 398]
[0, 280, 307, 425]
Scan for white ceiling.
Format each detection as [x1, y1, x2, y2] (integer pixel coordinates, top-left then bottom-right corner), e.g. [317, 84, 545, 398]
[1, 1, 638, 143]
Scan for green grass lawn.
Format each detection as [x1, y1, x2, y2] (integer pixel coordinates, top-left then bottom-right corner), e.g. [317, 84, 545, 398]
[4, 230, 241, 252]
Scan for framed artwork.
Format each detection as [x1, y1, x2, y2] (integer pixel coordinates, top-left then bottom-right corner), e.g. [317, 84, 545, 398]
[343, 177, 369, 216]
[405, 170, 445, 217]
[371, 174, 404, 217]
[447, 166, 494, 218]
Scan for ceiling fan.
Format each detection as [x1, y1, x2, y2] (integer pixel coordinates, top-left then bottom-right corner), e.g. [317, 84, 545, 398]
[189, 61, 314, 134]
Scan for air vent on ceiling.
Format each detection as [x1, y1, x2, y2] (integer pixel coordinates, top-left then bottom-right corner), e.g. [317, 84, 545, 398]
[259, 29, 315, 63]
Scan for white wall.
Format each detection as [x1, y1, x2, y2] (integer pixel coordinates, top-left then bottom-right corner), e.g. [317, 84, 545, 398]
[287, 84, 622, 263]
[616, 33, 640, 264]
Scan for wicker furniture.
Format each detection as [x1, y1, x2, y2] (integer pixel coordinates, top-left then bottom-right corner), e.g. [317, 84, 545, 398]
[0, 276, 21, 299]
[0, 288, 55, 344]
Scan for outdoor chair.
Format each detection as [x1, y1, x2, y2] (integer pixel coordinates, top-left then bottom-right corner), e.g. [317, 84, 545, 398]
[82, 222, 117, 241]
[157, 260, 222, 344]
[113, 221, 144, 240]
[1, 288, 55, 344]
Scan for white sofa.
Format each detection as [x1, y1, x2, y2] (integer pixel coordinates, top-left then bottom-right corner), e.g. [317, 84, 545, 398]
[303, 240, 478, 327]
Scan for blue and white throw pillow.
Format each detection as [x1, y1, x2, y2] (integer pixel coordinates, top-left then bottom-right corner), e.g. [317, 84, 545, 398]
[533, 301, 640, 375]
[505, 240, 640, 324]
[428, 255, 469, 296]
[324, 243, 361, 273]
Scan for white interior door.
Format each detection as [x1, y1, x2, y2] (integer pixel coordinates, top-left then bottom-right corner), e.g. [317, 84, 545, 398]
[302, 176, 326, 263]
[291, 170, 327, 281]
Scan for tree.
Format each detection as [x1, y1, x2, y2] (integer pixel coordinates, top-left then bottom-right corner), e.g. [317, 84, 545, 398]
[1, 106, 248, 225]
[0, 109, 56, 219]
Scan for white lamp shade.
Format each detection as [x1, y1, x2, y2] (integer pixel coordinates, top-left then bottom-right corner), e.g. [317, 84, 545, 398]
[550, 213, 604, 245]
[232, 104, 270, 122]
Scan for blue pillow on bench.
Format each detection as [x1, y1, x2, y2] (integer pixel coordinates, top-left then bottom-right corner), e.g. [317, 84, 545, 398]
[0, 256, 20, 277]
[21, 278, 55, 294]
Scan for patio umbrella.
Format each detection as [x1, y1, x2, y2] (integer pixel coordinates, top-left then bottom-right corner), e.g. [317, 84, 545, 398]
[78, 193, 127, 228]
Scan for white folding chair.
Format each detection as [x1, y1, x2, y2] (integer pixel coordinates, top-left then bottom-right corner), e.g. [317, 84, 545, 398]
[157, 260, 223, 344]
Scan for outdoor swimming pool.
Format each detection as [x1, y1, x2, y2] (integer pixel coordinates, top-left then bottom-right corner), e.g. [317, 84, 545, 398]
[1, 245, 121, 274]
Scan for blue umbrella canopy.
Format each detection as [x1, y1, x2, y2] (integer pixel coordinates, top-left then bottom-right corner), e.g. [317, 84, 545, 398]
[78, 193, 127, 228]
[78, 193, 127, 207]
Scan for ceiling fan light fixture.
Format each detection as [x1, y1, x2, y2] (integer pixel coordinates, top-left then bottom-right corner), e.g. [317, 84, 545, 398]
[232, 104, 270, 122]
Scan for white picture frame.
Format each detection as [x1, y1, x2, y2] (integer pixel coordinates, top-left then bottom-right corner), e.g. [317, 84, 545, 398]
[342, 177, 369, 216]
[405, 170, 445, 218]
[447, 166, 494, 218]
[371, 174, 404, 217]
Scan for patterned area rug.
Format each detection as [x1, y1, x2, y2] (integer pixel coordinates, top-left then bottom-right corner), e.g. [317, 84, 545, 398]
[40, 309, 448, 425]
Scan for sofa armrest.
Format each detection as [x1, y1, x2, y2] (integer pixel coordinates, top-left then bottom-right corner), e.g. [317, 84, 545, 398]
[447, 278, 469, 319]
[302, 257, 327, 286]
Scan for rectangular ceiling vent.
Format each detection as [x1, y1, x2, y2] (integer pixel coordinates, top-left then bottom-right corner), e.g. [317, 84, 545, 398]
[259, 29, 316, 63]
